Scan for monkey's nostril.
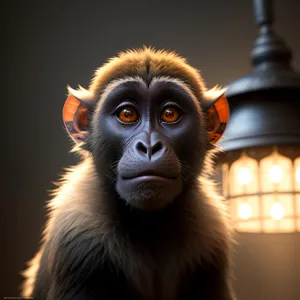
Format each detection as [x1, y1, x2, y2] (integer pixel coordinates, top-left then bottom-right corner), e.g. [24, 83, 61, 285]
[151, 141, 163, 155]
[135, 140, 164, 158]
[136, 141, 148, 154]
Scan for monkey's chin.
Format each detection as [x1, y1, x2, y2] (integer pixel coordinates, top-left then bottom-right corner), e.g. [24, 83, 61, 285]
[116, 176, 182, 211]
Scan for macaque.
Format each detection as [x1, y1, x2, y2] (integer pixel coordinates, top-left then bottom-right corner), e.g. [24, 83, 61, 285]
[21, 47, 235, 300]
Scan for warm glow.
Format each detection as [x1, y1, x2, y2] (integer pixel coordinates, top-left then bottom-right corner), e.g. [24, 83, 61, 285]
[270, 202, 285, 220]
[296, 167, 300, 183]
[238, 202, 252, 220]
[230, 154, 258, 196]
[268, 165, 284, 183]
[237, 167, 252, 185]
[221, 149, 300, 233]
[295, 158, 300, 192]
[260, 152, 292, 192]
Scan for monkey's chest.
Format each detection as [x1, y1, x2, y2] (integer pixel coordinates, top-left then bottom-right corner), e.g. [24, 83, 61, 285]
[151, 267, 182, 300]
[126, 249, 189, 300]
[109, 221, 200, 300]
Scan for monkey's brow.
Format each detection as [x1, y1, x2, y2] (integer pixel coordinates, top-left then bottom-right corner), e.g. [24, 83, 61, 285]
[149, 76, 201, 109]
[102, 76, 146, 95]
[150, 76, 193, 95]
[100, 76, 147, 101]
[98, 75, 201, 112]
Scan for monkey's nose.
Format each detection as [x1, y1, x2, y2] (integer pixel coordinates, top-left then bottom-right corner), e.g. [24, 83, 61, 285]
[135, 140, 164, 160]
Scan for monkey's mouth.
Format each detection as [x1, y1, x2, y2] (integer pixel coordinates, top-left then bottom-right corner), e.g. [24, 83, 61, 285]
[122, 170, 177, 181]
[117, 170, 182, 211]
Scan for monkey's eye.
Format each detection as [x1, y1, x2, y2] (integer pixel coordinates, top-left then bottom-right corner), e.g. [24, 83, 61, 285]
[161, 107, 181, 123]
[117, 107, 138, 123]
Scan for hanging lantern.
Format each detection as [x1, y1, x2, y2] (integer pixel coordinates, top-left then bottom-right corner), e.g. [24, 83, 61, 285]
[216, 0, 300, 233]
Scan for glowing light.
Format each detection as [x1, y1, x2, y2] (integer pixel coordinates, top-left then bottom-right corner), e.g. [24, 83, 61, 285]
[238, 203, 252, 220]
[296, 167, 300, 183]
[237, 168, 252, 185]
[270, 202, 285, 220]
[222, 150, 300, 233]
[268, 165, 283, 183]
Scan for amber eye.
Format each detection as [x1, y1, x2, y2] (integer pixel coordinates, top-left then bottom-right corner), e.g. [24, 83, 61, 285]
[161, 107, 181, 123]
[118, 107, 138, 123]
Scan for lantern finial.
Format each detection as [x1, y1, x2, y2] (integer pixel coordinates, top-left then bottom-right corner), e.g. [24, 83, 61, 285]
[251, 0, 292, 68]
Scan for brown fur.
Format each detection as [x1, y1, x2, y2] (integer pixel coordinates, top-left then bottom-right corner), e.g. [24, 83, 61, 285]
[21, 47, 235, 300]
[89, 46, 207, 99]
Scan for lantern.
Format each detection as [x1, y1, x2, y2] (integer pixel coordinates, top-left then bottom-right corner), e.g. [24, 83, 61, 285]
[216, 0, 300, 233]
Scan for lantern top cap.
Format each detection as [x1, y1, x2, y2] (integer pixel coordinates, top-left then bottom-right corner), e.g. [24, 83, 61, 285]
[226, 0, 300, 98]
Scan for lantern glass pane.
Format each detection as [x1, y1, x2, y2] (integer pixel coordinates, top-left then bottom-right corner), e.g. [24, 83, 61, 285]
[236, 196, 260, 220]
[229, 154, 258, 196]
[260, 152, 292, 192]
[261, 194, 293, 218]
[277, 194, 293, 216]
[296, 194, 300, 217]
[295, 157, 300, 191]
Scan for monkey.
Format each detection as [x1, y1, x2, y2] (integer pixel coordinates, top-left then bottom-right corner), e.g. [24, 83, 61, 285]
[21, 47, 235, 300]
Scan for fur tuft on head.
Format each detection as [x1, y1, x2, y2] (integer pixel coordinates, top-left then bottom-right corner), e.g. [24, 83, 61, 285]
[88, 46, 207, 101]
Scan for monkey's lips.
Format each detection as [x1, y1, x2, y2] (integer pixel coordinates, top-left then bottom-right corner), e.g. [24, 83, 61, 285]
[117, 170, 181, 211]
[121, 170, 178, 182]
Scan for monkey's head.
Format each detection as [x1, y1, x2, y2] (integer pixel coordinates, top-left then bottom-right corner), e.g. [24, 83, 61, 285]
[62, 47, 229, 211]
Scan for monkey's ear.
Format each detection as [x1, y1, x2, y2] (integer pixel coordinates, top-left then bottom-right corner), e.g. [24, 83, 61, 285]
[62, 86, 95, 143]
[202, 88, 230, 144]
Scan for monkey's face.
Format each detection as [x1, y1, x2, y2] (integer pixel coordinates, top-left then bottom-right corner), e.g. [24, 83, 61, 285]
[89, 77, 206, 211]
[63, 49, 229, 211]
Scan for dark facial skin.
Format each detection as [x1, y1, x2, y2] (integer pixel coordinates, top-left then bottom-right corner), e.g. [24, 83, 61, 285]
[89, 79, 207, 211]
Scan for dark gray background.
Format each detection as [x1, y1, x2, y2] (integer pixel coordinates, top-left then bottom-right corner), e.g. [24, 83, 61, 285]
[2, 0, 300, 299]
